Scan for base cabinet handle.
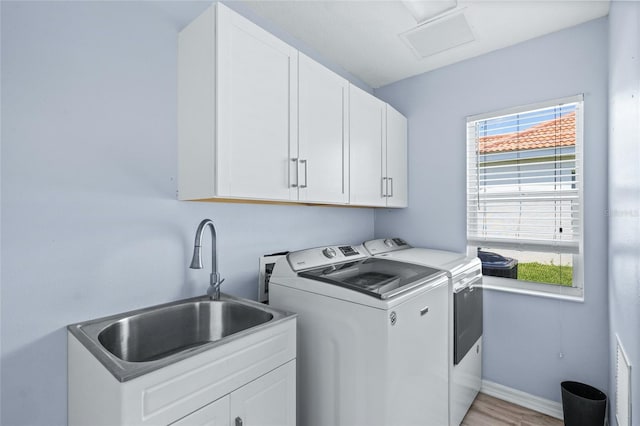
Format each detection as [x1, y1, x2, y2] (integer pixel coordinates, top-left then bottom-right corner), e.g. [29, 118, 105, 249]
[235, 416, 243, 426]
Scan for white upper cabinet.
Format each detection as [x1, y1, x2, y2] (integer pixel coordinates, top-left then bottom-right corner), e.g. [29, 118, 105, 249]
[178, 3, 297, 201]
[297, 53, 349, 204]
[349, 85, 408, 207]
[217, 5, 298, 201]
[385, 105, 408, 207]
[349, 84, 386, 206]
[178, 4, 407, 207]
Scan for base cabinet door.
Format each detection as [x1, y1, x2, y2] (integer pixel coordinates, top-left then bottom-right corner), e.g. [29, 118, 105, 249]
[230, 361, 296, 426]
[171, 396, 230, 426]
[169, 361, 296, 426]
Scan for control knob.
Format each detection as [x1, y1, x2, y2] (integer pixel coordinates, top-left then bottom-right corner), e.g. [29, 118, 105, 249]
[384, 239, 394, 247]
[322, 247, 337, 259]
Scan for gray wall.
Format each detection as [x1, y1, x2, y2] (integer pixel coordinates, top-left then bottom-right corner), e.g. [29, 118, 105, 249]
[0, 2, 374, 424]
[608, 1, 640, 423]
[375, 18, 609, 403]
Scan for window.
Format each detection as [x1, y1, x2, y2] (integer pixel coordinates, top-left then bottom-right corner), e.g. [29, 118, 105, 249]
[466, 95, 584, 299]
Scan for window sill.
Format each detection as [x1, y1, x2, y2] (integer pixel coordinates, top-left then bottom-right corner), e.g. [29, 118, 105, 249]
[482, 276, 584, 302]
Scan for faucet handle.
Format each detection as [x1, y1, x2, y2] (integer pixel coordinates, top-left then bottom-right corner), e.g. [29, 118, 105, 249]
[210, 272, 224, 285]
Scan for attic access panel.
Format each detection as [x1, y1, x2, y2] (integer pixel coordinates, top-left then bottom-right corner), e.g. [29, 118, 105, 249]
[400, 11, 475, 58]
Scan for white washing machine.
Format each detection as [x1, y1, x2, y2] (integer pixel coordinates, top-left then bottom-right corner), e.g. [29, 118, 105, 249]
[364, 238, 483, 426]
[269, 244, 450, 426]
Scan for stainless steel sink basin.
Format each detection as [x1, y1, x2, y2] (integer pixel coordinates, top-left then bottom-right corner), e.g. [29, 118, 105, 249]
[68, 294, 294, 382]
[98, 300, 274, 363]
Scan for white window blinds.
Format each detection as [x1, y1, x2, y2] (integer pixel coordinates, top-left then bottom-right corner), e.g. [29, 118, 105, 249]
[467, 96, 583, 254]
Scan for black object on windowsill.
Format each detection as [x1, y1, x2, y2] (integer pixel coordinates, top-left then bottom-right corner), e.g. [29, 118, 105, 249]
[477, 249, 518, 279]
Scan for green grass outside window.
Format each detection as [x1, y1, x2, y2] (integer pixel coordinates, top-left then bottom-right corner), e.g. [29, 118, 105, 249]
[517, 262, 573, 286]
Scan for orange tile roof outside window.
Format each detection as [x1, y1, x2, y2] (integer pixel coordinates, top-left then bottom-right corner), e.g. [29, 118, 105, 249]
[478, 111, 576, 154]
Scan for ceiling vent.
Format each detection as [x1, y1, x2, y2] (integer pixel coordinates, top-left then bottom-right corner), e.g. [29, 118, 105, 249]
[400, 11, 475, 59]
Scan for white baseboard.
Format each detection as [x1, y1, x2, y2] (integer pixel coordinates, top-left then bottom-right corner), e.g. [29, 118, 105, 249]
[481, 380, 564, 420]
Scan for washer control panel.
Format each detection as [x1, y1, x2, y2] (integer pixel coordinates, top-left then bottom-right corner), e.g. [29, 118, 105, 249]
[322, 247, 337, 259]
[288, 244, 367, 271]
[338, 245, 360, 256]
[363, 238, 412, 255]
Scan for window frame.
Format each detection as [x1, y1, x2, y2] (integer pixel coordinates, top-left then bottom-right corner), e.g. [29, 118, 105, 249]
[466, 95, 585, 301]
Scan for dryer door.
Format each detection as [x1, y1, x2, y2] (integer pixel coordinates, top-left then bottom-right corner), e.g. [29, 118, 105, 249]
[454, 276, 483, 365]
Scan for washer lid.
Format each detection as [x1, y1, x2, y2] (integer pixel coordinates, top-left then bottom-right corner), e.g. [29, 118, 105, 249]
[298, 257, 443, 300]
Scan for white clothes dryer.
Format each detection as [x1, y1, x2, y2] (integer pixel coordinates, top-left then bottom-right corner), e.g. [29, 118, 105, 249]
[364, 238, 483, 426]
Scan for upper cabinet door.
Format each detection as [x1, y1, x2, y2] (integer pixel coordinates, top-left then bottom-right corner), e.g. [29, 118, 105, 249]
[298, 54, 348, 204]
[217, 4, 298, 201]
[385, 105, 408, 207]
[349, 85, 385, 206]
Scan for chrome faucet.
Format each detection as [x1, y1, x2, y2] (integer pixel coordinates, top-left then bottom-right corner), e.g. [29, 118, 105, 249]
[189, 219, 225, 300]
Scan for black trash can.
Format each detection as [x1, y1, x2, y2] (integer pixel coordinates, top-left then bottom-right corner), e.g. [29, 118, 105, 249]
[561, 381, 607, 426]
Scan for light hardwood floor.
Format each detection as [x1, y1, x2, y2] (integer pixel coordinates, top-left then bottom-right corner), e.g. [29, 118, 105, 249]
[461, 393, 563, 426]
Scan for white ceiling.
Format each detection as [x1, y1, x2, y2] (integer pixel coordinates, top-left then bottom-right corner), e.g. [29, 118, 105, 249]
[237, 0, 610, 88]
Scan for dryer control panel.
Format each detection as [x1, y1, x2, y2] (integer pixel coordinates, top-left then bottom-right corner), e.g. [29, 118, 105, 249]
[288, 244, 368, 272]
[363, 238, 412, 255]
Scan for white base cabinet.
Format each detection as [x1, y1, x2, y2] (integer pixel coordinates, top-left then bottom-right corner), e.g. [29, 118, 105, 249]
[171, 361, 296, 426]
[229, 361, 296, 426]
[171, 395, 230, 426]
[68, 318, 296, 426]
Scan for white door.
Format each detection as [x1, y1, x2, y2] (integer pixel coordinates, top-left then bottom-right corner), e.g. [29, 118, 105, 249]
[217, 4, 298, 201]
[230, 361, 296, 426]
[349, 85, 385, 206]
[170, 395, 229, 426]
[298, 53, 348, 204]
[385, 105, 408, 207]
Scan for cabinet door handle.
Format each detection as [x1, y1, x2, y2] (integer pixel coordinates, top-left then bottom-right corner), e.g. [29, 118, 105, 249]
[235, 417, 243, 426]
[300, 159, 308, 188]
[291, 158, 299, 188]
[381, 177, 388, 197]
[389, 177, 394, 198]
[420, 306, 429, 316]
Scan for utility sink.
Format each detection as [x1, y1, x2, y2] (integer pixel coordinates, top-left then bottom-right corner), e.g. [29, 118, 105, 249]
[68, 294, 294, 382]
[98, 300, 274, 362]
